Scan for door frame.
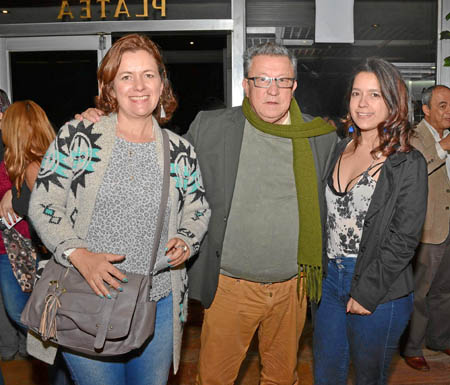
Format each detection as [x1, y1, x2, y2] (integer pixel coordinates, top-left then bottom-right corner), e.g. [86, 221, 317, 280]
[0, 0, 245, 106]
[0, 34, 111, 100]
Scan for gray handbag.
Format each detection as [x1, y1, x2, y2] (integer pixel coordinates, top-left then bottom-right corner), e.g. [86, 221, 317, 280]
[21, 129, 170, 356]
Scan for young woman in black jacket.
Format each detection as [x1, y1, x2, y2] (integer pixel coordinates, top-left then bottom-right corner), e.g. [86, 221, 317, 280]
[313, 58, 428, 385]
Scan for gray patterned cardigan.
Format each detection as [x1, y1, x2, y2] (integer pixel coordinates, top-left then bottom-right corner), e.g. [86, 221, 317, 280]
[28, 114, 210, 373]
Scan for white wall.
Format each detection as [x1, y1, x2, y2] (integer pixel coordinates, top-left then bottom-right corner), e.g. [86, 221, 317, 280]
[437, 0, 450, 86]
[0, 38, 8, 96]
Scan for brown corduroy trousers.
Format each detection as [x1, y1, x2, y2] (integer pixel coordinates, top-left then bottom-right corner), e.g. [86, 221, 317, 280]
[196, 274, 307, 385]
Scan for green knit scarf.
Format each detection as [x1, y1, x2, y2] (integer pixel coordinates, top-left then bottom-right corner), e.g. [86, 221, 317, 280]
[242, 97, 335, 301]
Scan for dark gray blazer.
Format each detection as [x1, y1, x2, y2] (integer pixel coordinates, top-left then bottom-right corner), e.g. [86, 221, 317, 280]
[184, 106, 338, 308]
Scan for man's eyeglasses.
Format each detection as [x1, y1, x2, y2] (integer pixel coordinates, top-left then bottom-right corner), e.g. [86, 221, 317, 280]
[247, 76, 295, 89]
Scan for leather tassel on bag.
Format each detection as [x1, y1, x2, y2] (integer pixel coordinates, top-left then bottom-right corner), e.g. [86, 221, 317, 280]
[39, 288, 62, 340]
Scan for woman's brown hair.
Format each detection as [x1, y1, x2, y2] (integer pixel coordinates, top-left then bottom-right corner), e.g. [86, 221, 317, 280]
[96, 33, 177, 125]
[342, 57, 412, 157]
[2, 100, 55, 194]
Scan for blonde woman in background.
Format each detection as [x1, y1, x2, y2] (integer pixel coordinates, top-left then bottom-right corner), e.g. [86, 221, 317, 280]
[0, 100, 55, 329]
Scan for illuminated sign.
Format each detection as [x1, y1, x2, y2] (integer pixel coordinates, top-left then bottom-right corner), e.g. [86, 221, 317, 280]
[57, 0, 166, 20]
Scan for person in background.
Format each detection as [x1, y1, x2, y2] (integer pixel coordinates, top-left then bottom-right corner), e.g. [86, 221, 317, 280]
[1, 99, 73, 385]
[0, 89, 8, 127]
[0, 89, 28, 361]
[403, 85, 450, 371]
[0, 100, 55, 328]
[0, 90, 33, 229]
[0, 100, 57, 385]
[313, 57, 428, 385]
[0, 88, 13, 385]
[29, 34, 210, 385]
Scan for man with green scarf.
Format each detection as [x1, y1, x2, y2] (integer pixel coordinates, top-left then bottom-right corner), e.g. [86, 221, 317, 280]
[185, 42, 338, 384]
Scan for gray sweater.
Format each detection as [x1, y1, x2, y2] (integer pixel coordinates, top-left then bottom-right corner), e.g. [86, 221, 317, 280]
[220, 120, 299, 282]
[29, 114, 210, 373]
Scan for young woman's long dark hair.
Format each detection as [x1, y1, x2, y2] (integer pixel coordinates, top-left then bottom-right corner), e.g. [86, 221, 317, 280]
[342, 57, 413, 158]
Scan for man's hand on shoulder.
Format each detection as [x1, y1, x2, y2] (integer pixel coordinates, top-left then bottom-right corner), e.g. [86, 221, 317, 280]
[75, 108, 104, 123]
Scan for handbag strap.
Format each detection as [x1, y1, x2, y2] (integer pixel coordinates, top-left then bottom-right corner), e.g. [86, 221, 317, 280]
[147, 129, 170, 283]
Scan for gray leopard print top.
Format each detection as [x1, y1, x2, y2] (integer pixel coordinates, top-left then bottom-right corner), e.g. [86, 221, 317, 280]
[86, 137, 171, 301]
[326, 170, 377, 259]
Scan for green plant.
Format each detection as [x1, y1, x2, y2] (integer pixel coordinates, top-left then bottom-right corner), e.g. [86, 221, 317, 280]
[440, 12, 450, 66]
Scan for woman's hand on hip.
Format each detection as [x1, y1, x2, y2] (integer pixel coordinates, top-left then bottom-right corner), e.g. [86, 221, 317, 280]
[346, 297, 372, 315]
[69, 249, 127, 298]
[165, 238, 190, 267]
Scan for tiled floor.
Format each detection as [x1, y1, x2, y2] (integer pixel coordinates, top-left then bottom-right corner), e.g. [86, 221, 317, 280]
[1, 301, 450, 385]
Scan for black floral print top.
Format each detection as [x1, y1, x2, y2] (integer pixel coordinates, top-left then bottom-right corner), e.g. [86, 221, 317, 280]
[326, 169, 377, 258]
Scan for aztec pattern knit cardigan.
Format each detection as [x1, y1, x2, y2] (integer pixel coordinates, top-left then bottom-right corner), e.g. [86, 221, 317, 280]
[28, 114, 210, 373]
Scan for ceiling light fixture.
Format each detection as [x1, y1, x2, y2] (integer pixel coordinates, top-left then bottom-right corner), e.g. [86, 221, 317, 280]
[189, 41, 194, 45]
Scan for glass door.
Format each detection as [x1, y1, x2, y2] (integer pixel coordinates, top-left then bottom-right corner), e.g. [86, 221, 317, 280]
[1, 35, 111, 129]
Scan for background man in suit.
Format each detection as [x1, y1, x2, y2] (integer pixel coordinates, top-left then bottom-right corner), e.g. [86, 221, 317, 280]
[404, 85, 450, 371]
[185, 42, 337, 384]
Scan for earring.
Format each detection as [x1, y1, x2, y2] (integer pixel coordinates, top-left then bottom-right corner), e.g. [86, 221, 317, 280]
[160, 102, 166, 119]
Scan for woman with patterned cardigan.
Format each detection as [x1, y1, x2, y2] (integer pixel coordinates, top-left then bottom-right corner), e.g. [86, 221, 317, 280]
[29, 34, 210, 385]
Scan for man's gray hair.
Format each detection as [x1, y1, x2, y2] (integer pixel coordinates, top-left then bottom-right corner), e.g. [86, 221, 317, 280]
[422, 85, 450, 107]
[243, 42, 297, 78]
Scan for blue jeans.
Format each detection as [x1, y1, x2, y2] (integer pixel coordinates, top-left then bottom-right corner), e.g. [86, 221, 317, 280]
[0, 254, 30, 331]
[313, 258, 413, 385]
[63, 293, 173, 385]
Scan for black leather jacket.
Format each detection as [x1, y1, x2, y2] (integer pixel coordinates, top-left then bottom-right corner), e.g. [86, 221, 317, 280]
[322, 138, 428, 312]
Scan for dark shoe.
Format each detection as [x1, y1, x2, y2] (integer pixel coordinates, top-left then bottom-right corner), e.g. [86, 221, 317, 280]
[17, 351, 29, 359]
[442, 348, 450, 356]
[404, 356, 430, 371]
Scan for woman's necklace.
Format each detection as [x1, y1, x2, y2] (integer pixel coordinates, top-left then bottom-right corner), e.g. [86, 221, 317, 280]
[116, 126, 154, 181]
[128, 142, 135, 181]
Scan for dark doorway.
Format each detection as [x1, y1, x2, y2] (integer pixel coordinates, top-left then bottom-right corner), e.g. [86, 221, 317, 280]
[9, 33, 227, 134]
[166, 62, 225, 135]
[113, 32, 227, 135]
[10, 50, 98, 130]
